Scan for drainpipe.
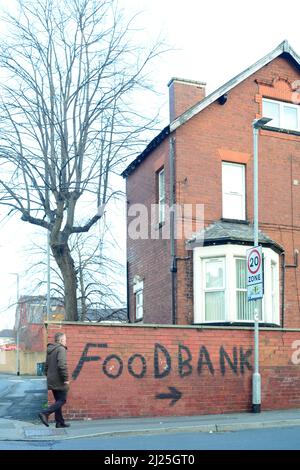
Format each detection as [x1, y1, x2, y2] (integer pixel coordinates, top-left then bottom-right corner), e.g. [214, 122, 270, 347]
[283, 249, 299, 328]
[169, 136, 177, 324]
[126, 261, 131, 323]
[285, 249, 299, 268]
[281, 253, 285, 328]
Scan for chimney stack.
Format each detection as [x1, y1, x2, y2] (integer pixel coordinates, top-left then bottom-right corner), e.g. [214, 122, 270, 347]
[168, 77, 206, 122]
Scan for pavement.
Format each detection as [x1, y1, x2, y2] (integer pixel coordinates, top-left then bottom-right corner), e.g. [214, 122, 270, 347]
[1, 374, 300, 442]
[1, 408, 300, 441]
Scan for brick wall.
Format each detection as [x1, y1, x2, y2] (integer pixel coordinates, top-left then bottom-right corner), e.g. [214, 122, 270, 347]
[47, 322, 300, 420]
[126, 137, 172, 324]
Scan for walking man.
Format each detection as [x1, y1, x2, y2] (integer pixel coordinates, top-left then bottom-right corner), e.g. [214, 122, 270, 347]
[38, 332, 70, 428]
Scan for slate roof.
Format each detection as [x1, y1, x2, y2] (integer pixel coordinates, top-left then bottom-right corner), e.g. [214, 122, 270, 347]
[121, 125, 170, 178]
[80, 307, 128, 323]
[187, 220, 284, 253]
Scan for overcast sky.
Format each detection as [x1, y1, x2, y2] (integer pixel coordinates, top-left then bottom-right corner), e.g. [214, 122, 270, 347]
[1, 0, 300, 329]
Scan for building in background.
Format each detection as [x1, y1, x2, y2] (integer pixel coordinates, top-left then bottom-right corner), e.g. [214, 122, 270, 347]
[14, 296, 127, 353]
[0, 329, 15, 350]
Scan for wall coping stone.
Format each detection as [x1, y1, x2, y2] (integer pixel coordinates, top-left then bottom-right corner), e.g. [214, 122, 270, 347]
[44, 321, 300, 333]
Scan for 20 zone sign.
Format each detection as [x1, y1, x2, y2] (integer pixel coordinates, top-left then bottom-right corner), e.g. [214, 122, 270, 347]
[247, 246, 263, 301]
[247, 248, 261, 275]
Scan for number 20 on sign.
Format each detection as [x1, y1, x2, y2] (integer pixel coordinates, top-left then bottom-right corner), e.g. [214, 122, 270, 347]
[247, 246, 263, 301]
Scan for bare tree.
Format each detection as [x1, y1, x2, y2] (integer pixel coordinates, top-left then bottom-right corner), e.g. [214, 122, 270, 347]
[23, 223, 125, 319]
[74, 230, 125, 320]
[0, 0, 163, 320]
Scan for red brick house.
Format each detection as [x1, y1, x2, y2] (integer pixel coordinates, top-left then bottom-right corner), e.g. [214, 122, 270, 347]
[123, 40, 300, 328]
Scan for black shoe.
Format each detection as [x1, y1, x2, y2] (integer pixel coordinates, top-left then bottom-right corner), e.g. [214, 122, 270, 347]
[38, 413, 49, 427]
[56, 422, 70, 428]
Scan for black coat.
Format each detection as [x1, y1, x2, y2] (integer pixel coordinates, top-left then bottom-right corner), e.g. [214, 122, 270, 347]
[45, 343, 69, 391]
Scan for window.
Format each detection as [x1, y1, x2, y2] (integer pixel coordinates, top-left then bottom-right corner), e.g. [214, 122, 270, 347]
[157, 168, 165, 224]
[271, 261, 278, 323]
[222, 162, 245, 220]
[135, 290, 143, 320]
[133, 279, 143, 321]
[262, 98, 300, 131]
[235, 258, 262, 321]
[204, 258, 225, 321]
[194, 245, 279, 324]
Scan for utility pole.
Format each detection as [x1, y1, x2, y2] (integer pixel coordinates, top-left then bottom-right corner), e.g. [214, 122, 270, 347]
[10, 273, 20, 375]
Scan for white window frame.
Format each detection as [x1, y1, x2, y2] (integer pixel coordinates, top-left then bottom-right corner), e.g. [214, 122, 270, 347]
[222, 162, 246, 221]
[133, 279, 144, 321]
[262, 98, 300, 131]
[203, 257, 226, 321]
[235, 257, 262, 322]
[158, 168, 165, 224]
[193, 244, 280, 325]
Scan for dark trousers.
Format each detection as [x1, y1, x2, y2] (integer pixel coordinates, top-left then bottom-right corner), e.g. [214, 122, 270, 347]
[43, 389, 67, 424]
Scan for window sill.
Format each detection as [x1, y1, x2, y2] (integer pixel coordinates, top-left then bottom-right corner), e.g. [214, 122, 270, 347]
[221, 218, 248, 225]
[261, 125, 300, 140]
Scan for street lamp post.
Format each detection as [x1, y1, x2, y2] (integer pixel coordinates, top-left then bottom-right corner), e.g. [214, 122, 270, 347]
[251, 116, 271, 413]
[10, 272, 20, 375]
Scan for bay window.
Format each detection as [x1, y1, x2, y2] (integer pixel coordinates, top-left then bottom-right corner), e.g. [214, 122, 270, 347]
[204, 258, 225, 321]
[235, 258, 262, 321]
[194, 244, 279, 324]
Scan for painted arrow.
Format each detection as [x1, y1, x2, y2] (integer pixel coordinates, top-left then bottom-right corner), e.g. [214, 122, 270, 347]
[156, 386, 182, 406]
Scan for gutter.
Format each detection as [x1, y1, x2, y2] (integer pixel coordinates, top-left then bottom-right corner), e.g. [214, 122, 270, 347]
[121, 126, 170, 179]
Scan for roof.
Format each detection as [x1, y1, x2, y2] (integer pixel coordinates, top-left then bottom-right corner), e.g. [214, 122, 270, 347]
[121, 126, 170, 178]
[18, 295, 64, 306]
[187, 220, 284, 253]
[80, 307, 128, 323]
[122, 40, 300, 179]
[16, 296, 128, 324]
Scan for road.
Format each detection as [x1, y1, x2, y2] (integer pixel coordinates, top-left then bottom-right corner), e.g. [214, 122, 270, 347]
[0, 373, 47, 422]
[0, 426, 300, 450]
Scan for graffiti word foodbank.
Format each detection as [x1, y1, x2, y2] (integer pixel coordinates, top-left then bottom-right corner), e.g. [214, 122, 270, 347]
[72, 342, 253, 380]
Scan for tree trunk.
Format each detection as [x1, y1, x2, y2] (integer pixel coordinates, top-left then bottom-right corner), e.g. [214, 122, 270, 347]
[51, 240, 78, 321]
[78, 257, 87, 321]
